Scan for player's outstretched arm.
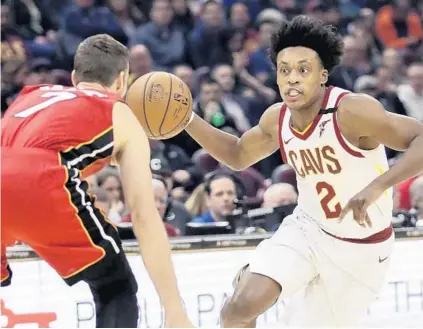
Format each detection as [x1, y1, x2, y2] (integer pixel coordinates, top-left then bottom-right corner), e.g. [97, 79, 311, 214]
[112, 102, 193, 328]
[185, 103, 281, 170]
[338, 94, 423, 226]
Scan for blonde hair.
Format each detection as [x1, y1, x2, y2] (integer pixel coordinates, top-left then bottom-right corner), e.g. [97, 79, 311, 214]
[185, 183, 208, 217]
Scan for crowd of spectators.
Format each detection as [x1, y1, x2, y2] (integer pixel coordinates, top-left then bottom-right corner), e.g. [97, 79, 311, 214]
[2, 0, 423, 237]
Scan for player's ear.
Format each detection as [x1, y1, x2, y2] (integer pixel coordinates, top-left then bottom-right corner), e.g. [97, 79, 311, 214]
[116, 71, 125, 91]
[71, 71, 77, 87]
[321, 69, 328, 85]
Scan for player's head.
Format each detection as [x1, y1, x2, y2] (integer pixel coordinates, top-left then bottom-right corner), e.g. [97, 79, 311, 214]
[72, 34, 129, 97]
[269, 16, 343, 110]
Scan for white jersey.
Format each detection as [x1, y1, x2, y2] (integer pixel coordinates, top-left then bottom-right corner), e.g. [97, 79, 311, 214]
[278, 86, 393, 239]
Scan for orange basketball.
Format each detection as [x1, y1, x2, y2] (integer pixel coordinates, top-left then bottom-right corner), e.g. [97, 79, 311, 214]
[126, 72, 193, 140]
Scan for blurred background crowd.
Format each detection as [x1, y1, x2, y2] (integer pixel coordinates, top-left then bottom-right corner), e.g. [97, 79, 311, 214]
[2, 0, 423, 238]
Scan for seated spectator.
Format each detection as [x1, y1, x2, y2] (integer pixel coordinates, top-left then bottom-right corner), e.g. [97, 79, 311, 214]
[1, 4, 28, 66]
[410, 175, 423, 219]
[9, 0, 57, 40]
[191, 172, 237, 223]
[262, 183, 298, 208]
[185, 183, 208, 218]
[329, 35, 365, 90]
[121, 175, 191, 236]
[149, 139, 203, 193]
[97, 167, 127, 224]
[130, 0, 186, 71]
[91, 186, 110, 215]
[128, 44, 153, 85]
[171, 0, 195, 35]
[248, 16, 281, 84]
[173, 64, 196, 97]
[193, 77, 239, 132]
[151, 176, 180, 236]
[211, 64, 252, 132]
[381, 48, 407, 84]
[375, 0, 423, 50]
[229, 2, 258, 53]
[397, 62, 423, 122]
[188, 0, 225, 68]
[373, 66, 407, 116]
[107, 0, 145, 40]
[57, 0, 127, 69]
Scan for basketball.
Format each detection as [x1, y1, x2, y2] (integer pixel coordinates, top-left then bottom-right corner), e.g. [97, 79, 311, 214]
[126, 72, 193, 140]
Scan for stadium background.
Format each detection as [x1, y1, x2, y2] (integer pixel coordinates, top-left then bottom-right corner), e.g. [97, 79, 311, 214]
[1, 0, 423, 327]
[3, 0, 422, 235]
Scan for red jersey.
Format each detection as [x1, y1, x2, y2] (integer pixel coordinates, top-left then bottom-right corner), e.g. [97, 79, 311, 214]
[2, 84, 122, 177]
[1, 85, 124, 285]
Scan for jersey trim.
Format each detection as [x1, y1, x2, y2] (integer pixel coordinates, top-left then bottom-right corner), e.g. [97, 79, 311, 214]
[331, 91, 365, 158]
[57, 127, 120, 281]
[278, 104, 288, 163]
[322, 225, 393, 244]
[288, 86, 333, 140]
[60, 127, 114, 171]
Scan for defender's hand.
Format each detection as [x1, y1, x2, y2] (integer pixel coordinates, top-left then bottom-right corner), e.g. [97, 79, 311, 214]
[339, 183, 385, 228]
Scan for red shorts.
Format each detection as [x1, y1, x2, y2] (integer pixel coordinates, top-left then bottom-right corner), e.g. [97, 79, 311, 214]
[1, 148, 122, 286]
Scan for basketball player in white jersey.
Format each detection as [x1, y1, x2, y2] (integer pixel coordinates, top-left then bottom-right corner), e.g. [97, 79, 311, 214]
[185, 16, 423, 327]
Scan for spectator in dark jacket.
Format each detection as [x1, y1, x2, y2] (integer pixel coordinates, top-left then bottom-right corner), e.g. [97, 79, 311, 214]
[188, 0, 225, 68]
[130, 0, 186, 71]
[63, 0, 127, 43]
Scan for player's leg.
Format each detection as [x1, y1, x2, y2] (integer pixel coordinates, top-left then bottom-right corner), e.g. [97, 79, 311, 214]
[2, 159, 139, 327]
[85, 251, 139, 328]
[221, 216, 317, 328]
[282, 231, 395, 327]
[317, 234, 395, 326]
[221, 267, 280, 328]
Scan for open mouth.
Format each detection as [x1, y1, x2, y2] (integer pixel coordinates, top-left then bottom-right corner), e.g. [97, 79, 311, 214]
[285, 88, 303, 101]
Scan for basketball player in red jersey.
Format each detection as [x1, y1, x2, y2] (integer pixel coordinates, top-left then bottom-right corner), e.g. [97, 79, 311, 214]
[1, 35, 193, 328]
[185, 17, 423, 327]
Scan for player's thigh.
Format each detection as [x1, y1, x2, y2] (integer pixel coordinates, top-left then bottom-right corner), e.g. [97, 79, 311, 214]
[7, 166, 123, 285]
[248, 217, 317, 299]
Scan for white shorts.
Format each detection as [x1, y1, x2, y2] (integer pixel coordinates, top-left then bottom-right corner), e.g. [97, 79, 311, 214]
[248, 211, 394, 327]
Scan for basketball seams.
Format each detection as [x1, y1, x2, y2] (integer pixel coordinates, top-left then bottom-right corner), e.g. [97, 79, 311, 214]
[158, 73, 173, 136]
[164, 87, 192, 137]
[142, 72, 156, 138]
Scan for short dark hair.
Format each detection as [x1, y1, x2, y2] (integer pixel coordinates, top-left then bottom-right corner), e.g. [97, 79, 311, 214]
[204, 172, 237, 195]
[269, 16, 344, 73]
[199, 76, 220, 89]
[73, 34, 129, 86]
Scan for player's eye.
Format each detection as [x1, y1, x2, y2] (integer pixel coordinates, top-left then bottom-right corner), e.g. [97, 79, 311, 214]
[299, 67, 309, 74]
[280, 68, 289, 75]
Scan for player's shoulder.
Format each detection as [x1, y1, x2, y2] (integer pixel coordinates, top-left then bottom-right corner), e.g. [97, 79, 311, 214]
[261, 102, 284, 122]
[338, 92, 384, 119]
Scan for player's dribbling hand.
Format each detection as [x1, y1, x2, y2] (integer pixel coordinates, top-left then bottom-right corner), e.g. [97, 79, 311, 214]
[338, 183, 386, 228]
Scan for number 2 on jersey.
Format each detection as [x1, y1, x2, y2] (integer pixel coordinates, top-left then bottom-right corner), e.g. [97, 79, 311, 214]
[14, 91, 77, 118]
[316, 181, 342, 219]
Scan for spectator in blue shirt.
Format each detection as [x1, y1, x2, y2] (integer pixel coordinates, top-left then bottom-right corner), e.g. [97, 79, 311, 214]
[248, 11, 283, 83]
[63, 0, 127, 44]
[130, 0, 186, 71]
[192, 173, 237, 223]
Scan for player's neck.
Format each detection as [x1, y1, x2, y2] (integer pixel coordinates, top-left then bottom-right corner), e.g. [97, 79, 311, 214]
[76, 82, 111, 93]
[289, 86, 326, 132]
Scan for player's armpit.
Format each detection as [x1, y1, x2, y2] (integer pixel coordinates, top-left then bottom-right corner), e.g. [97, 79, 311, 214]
[236, 103, 281, 168]
[111, 102, 187, 321]
[338, 93, 423, 151]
